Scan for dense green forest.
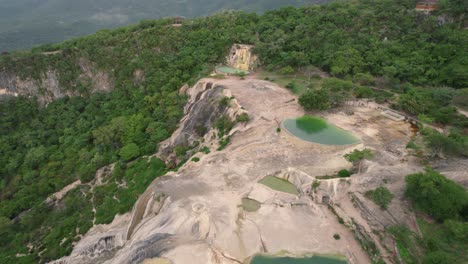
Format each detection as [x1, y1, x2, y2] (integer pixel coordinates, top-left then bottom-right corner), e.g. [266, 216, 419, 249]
[0, 0, 329, 51]
[0, 0, 467, 263]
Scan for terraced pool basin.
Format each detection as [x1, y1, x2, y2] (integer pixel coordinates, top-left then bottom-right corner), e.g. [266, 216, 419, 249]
[250, 254, 347, 264]
[258, 176, 299, 195]
[216, 66, 249, 75]
[241, 198, 261, 212]
[283, 116, 360, 146]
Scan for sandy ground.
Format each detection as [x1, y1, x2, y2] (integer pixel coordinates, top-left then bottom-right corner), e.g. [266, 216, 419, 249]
[55, 77, 432, 264]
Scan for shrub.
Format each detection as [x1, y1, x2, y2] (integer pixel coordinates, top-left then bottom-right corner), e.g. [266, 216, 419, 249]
[338, 169, 352, 178]
[333, 233, 341, 240]
[298, 89, 331, 110]
[312, 180, 320, 192]
[444, 220, 468, 242]
[236, 113, 250, 122]
[365, 186, 394, 209]
[199, 146, 210, 154]
[217, 136, 231, 151]
[354, 73, 375, 85]
[214, 115, 234, 134]
[344, 149, 373, 163]
[423, 251, 456, 264]
[405, 140, 419, 150]
[423, 129, 467, 157]
[276, 127, 281, 132]
[405, 169, 468, 221]
[322, 78, 353, 91]
[119, 143, 140, 161]
[279, 66, 295, 75]
[344, 149, 373, 173]
[219, 96, 231, 107]
[174, 145, 191, 157]
[191, 157, 200, 162]
[354, 86, 374, 98]
[285, 81, 297, 90]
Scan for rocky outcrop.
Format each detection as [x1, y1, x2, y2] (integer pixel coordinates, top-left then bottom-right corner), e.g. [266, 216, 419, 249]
[0, 57, 113, 104]
[226, 44, 258, 71]
[53, 77, 428, 264]
[0, 70, 75, 104]
[156, 80, 248, 163]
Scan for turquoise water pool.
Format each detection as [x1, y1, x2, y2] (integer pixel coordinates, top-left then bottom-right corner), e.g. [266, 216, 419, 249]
[250, 254, 347, 264]
[283, 116, 360, 146]
[216, 66, 249, 75]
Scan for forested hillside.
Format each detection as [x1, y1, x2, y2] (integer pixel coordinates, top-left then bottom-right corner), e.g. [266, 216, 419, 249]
[0, 0, 328, 51]
[0, 0, 467, 263]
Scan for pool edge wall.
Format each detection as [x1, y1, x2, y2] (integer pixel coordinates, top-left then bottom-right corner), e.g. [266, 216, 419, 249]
[280, 120, 362, 151]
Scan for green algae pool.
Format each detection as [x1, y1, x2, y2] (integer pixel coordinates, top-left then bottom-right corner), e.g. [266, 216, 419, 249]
[259, 176, 299, 195]
[216, 66, 249, 75]
[250, 254, 347, 264]
[283, 116, 360, 146]
[242, 198, 261, 212]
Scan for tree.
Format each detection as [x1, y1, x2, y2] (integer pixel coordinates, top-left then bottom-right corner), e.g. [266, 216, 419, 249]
[344, 149, 373, 173]
[119, 143, 140, 161]
[298, 89, 331, 110]
[405, 169, 468, 222]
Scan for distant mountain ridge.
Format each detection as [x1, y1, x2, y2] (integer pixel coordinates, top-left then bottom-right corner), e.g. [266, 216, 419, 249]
[0, 0, 331, 52]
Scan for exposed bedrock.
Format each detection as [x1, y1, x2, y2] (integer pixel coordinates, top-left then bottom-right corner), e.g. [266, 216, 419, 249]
[51, 77, 426, 264]
[0, 58, 113, 104]
[157, 80, 247, 163]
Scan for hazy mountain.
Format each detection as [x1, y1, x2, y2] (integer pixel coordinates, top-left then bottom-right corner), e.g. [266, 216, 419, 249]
[0, 0, 330, 51]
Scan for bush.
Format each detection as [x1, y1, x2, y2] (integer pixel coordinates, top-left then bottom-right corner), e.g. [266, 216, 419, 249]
[354, 73, 374, 85]
[219, 96, 231, 107]
[191, 157, 200, 162]
[354, 86, 374, 98]
[423, 251, 456, 264]
[217, 136, 231, 151]
[365, 186, 394, 209]
[119, 143, 140, 161]
[322, 78, 353, 91]
[338, 169, 351, 178]
[298, 89, 331, 110]
[174, 145, 191, 157]
[199, 146, 210, 154]
[444, 220, 468, 242]
[279, 66, 295, 75]
[333, 234, 341, 240]
[214, 115, 234, 134]
[285, 81, 297, 90]
[405, 169, 468, 221]
[344, 149, 373, 163]
[236, 113, 250, 122]
[423, 129, 467, 157]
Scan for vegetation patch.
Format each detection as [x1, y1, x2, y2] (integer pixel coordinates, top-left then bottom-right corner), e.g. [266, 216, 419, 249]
[364, 186, 394, 210]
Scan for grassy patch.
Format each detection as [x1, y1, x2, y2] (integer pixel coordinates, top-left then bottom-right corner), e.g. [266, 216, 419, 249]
[258, 70, 323, 95]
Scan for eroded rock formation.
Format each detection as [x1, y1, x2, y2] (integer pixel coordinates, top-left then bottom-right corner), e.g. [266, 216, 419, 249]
[51, 77, 424, 264]
[0, 58, 113, 104]
[226, 44, 258, 71]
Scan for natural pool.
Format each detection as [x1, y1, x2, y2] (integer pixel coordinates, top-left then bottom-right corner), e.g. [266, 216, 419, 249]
[250, 254, 347, 264]
[282, 116, 360, 146]
[259, 176, 299, 195]
[242, 197, 261, 212]
[216, 66, 249, 75]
